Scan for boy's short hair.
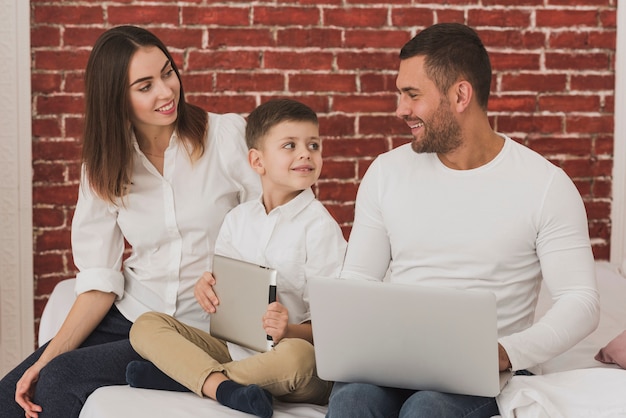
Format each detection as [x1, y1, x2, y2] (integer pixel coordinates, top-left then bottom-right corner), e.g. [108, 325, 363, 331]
[245, 99, 319, 150]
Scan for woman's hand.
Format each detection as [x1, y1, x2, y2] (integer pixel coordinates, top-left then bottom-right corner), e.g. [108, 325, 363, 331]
[15, 362, 44, 418]
[194, 271, 220, 313]
[263, 301, 290, 343]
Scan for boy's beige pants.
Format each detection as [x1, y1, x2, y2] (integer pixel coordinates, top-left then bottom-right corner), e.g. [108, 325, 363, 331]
[130, 311, 332, 404]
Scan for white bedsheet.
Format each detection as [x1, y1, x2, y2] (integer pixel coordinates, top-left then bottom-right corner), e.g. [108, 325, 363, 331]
[38, 262, 626, 417]
[80, 386, 327, 418]
[496, 368, 626, 418]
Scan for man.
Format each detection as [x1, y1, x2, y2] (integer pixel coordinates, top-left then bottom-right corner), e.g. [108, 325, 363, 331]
[326, 23, 600, 418]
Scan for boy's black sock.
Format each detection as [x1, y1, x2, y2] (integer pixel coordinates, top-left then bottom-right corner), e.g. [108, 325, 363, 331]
[125, 360, 190, 393]
[215, 379, 273, 418]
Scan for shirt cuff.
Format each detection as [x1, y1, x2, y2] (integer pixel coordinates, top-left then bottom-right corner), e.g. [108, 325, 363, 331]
[75, 268, 125, 300]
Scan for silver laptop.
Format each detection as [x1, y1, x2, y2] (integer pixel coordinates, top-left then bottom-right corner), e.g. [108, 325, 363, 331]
[308, 278, 511, 397]
[210, 255, 277, 352]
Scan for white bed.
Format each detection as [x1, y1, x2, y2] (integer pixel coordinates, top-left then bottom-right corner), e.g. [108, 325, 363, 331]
[38, 262, 626, 418]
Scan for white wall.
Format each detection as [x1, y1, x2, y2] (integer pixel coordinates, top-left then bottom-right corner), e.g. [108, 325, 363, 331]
[0, 0, 34, 375]
[612, 1, 626, 276]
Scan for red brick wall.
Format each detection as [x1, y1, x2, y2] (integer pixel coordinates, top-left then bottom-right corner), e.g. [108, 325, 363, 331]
[31, 0, 617, 324]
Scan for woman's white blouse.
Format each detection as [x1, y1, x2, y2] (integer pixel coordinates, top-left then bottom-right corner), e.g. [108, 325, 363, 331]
[71, 113, 261, 331]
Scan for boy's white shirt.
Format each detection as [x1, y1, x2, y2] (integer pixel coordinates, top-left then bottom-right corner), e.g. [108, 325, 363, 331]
[214, 187, 347, 360]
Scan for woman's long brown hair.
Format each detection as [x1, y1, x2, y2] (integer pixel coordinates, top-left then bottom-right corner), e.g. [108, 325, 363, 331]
[82, 25, 208, 203]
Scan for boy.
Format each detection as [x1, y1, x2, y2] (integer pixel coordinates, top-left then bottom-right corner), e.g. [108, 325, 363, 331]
[128, 99, 347, 418]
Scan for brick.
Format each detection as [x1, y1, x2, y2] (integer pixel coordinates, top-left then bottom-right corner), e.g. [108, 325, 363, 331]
[254, 6, 320, 26]
[595, 135, 614, 155]
[599, 8, 617, 28]
[488, 95, 537, 112]
[324, 7, 388, 27]
[500, 73, 567, 93]
[561, 158, 612, 178]
[33, 140, 82, 162]
[289, 74, 356, 93]
[34, 254, 65, 277]
[546, 52, 611, 70]
[536, 9, 599, 27]
[391, 7, 435, 27]
[479, 30, 545, 49]
[35, 229, 72, 253]
[468, 9, 531, 27]
[64, 72, 86, 94]
[264, 51, 333, 70]
[31, 26, 61, 47]
[490, 52, 540, 70]
[538, 94, 601, 113]
[324, 203, 355, 225]
[319, 160, 357, 180]
[526, 137, 593, 157]
[360, 73, 398, 93]
[186, 94, 257, 114]
[188, 50, 260, 70]
[482, 0, 543, 5]
[35, 95, 84, 116]
[33, 185, 80, 207]
[566, 115, 613, 134]
[593, 179, 612, 198]
[570, 74, 615, 91]
[34, 50, 91, 71]
[32, 118, 62, 138]
[345, 29, 412, 49]
[208, 29, 274, 48]
[183, 6, 250, 25]
[30, 72, 62, 93]
[33, 163, 67, 184]
[332, 94, 397, 113]
[66, 117, 86, 139]
[276, 28, 343, 48]
[317, 115, 356, 137]
[360, 115, 406, 136]
[318, 181, 359, 202]
[151, 28, 204, 50]
[337, 52, 398, 71]
[34, 5, 103, 25]
[108, 6, 179, 25]
[584, 30, 615, 49]
[216, 73, 285, 93]
[323, 138, 389, 158]
[435, 9, 466, 24]
[495, 115, 563, 134]
[64, 27, 107, 48]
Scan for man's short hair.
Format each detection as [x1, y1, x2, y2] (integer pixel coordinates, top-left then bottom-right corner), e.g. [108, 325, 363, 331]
[400, 23, 492, 110]
[246, 99, 319, 150]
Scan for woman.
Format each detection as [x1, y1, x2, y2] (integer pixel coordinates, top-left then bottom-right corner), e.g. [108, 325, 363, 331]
[0, 25, 260, 418]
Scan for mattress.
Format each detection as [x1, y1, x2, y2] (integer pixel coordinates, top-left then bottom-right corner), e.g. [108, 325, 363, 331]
[38, 262, 626, 417]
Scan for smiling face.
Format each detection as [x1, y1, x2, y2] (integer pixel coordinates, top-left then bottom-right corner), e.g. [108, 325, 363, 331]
[127, 46, 180, 137]
[396, 55, 462, 154]
[250, 120, 322, 207]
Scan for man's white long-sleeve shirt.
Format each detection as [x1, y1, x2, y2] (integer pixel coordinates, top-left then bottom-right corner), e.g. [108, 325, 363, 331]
[341, 137, 600, 371]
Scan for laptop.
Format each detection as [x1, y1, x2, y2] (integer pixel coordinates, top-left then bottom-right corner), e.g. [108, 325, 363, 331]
[209, 255, 277, 352]
[308, 278, 511, 397]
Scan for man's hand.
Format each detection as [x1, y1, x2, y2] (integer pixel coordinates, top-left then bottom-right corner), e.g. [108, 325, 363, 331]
[15, 363, 44, 418]
[194, 271, 220, 313]
[498, 343, 512, 371]
[263, 301, 290, 343]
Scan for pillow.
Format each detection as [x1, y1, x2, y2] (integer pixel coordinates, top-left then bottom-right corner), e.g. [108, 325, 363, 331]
[595, 330, 626, 369]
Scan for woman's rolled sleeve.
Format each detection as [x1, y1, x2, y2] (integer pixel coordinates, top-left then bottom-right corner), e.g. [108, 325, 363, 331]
[71, 172, 126, 298]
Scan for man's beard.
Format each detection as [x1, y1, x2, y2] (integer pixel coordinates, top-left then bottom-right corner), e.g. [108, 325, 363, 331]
[411, 99, 462, 154]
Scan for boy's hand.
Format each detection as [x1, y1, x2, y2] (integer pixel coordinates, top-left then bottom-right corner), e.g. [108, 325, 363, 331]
[194, 271, 220, 313]
[263, 301, 289, 343]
